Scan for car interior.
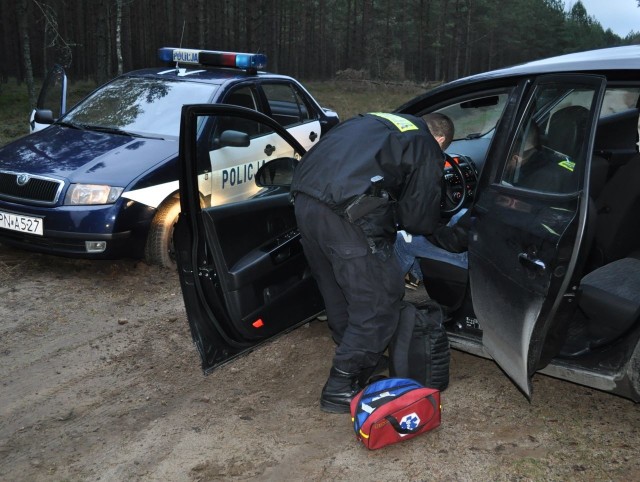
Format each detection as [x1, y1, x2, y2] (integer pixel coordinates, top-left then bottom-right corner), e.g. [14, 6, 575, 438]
[419, 97, 640, 361]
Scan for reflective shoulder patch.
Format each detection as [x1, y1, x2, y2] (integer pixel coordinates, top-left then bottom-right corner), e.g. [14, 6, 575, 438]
[558, 159, 575, 172]
[370, 112, 419, 132]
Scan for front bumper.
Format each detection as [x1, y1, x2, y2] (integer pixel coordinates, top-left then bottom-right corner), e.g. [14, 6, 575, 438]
[0, 198, 155, 259]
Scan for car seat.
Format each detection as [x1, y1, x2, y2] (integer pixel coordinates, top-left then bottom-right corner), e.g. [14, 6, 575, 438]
[578, 253, 640, 346]
[591, 153, 640, 265]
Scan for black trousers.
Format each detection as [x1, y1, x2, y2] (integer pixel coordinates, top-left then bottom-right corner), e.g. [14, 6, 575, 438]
[294, 193, 405, 374]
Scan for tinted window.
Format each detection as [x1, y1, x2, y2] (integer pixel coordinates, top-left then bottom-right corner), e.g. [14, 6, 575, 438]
[501, 84, 600, 194]
[263, 83, 313, 127]
[220, 86, 264, 138]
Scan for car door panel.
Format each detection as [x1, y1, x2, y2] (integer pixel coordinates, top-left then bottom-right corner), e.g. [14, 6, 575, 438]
[175, 104, 323, 372]
[280, 121, 321, 151]
[200, 194, 322, 338]
[470, 190, 581, 388]
[468, 74, 606, 397]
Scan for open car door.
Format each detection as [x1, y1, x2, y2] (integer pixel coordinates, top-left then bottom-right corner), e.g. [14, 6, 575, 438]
[175, 104, 324, 373]
[468, 74, 606, 398]
[29, 64, 67, 133]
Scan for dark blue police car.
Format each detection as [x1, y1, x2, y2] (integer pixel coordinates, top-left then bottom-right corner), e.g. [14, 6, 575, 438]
[0, 48, 338, 267]
[174, 45, 640, 403]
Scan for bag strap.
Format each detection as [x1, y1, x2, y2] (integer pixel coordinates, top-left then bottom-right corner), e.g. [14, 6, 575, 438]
[384, 393, 438, 434]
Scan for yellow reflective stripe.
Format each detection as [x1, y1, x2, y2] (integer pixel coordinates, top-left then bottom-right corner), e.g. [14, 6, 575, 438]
[541, 223, 560, 236]
[359, 429, 370, 439]
[370, 112, 419, 132]
[558, 159, 575, 172]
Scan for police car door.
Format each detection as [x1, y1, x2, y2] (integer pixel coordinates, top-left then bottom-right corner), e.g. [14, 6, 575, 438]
[29, 64, 67, 133]
[204, 82, 320, 206]
[175, 104, 324, 373]
[468, 74, 606, 397]
[259, 81, 322, 153]
[203, 85, 270, 205]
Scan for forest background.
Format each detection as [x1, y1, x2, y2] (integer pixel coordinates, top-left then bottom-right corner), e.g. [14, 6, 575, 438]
[2, 0, 640, 109]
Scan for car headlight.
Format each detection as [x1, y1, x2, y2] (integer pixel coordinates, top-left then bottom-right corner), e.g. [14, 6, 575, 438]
[64, 184, 124, 205]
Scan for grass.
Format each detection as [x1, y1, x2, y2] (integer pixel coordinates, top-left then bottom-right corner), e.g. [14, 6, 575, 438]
[0, 79, 33, 146]
[304, 80, 427, 121]
[0, 78, 97, 147]
[0, 78, 429, 147]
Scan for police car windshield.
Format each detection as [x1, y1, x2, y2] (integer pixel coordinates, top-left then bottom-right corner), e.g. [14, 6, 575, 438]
[63, 77, 217, 139]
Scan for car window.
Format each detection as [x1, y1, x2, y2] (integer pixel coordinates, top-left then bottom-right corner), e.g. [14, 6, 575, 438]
[435, 93, 510, 140]
[600, 87, 640, 117]
[63, 77, 217, 139]
[262, 83, 315, 127]
[501, 83, 600, 194]
[218, 86, 266, 138]
[548, 87, 640, 119]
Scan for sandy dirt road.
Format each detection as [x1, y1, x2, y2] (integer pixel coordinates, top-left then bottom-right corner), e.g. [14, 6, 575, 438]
[0, 244, 638, 481]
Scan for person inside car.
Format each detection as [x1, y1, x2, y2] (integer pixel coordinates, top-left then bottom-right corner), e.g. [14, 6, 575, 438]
[290, 112, 448, 413]
[396, 208, 469, 289]
[394, 114, 468, 289]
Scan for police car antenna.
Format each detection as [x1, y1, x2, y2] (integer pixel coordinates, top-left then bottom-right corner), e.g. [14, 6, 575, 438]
[175, 20, 186, 72]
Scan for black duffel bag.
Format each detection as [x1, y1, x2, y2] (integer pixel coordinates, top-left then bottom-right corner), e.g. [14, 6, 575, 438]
[389, 300, 450, 391]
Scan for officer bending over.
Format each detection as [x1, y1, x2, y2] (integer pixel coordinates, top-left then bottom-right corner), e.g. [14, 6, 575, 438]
[290, 112, 453, 413]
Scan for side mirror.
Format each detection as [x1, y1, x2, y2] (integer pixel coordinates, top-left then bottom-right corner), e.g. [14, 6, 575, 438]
[255, 157, 299, 187]
[34, 109, 54, 125]
[217, 129, 250, 148]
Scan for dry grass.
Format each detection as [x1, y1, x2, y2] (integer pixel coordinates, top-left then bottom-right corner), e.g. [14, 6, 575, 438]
[304, 79, 428, 120]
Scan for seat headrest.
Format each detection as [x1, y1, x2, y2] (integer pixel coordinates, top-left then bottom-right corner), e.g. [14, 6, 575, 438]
[547, 105, 590, 159]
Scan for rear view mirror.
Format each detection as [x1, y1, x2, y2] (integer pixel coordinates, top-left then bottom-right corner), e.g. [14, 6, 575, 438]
[460, 96, 499, 108]
[34, 109, 54, 125]
[255, 157, 298, 187]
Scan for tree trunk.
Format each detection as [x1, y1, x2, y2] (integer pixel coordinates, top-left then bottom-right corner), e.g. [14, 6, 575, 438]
[95, 0, 109, 84]
[197, 0, 205, 47]
[116, 0, 124, 75]
[17, 0, 36, 107]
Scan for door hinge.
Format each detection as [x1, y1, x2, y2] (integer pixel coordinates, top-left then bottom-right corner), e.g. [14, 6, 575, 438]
[198, 265, 217, 279]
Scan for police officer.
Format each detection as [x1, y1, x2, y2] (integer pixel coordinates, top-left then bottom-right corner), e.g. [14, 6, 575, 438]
[290, 112, 454, 413]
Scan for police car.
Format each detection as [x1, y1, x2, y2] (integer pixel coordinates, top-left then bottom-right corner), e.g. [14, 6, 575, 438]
[174, 45, 640, 403]
[0, 48, 338, 267]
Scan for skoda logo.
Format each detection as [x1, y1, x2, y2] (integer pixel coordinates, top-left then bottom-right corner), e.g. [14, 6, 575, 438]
[16, 173, 30, 186]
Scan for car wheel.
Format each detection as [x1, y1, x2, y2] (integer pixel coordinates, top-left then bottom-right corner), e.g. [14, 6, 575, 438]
[144, 197, 180, 269]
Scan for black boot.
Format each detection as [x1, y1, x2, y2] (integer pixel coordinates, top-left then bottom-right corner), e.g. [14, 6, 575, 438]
[320, 367, 362, 414]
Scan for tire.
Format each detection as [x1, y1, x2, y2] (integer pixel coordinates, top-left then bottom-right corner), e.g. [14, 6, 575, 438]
[144, 197, 180, 269]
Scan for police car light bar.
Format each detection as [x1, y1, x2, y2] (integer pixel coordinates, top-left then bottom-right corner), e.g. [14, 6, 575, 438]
[158, 47, 267, 71]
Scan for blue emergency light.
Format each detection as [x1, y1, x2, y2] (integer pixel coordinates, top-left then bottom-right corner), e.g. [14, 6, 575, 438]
[157, 47, 267, 71]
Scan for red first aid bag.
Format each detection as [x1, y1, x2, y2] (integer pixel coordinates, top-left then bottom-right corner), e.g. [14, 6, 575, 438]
[350, 378, 441, 450]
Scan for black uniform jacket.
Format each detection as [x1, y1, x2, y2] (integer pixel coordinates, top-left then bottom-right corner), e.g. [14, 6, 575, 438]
[290, 113, 445, 242]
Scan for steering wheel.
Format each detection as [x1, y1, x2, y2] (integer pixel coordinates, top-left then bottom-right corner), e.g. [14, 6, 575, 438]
[440, 153, 468, 215]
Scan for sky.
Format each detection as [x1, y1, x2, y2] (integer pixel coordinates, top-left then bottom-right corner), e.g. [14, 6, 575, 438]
[572, 0, 640, 37]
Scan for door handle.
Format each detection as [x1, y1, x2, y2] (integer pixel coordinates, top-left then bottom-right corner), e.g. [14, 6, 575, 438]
[309, 131, 318, 142]
[518, 252, 546, 271]
[264, 144, 275, 156]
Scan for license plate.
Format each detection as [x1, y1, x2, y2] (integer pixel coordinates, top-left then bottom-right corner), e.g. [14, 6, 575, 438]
[0, 210, 43, 236]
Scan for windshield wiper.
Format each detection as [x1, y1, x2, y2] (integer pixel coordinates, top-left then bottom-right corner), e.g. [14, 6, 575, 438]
[80, 124, 165, 140]
[55, 120, 85, 130]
